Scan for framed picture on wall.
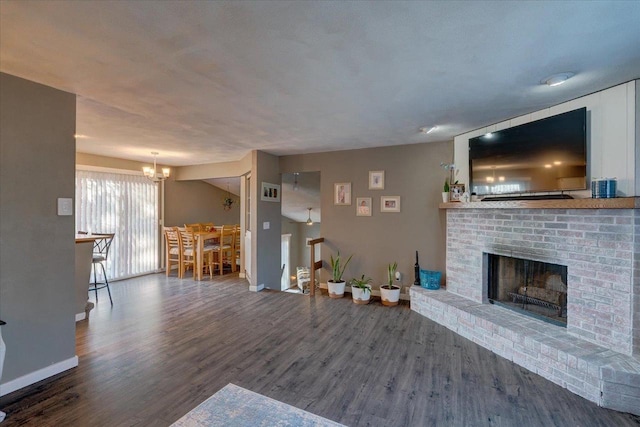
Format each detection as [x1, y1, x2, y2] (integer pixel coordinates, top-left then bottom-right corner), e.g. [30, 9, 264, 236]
[334, 182, 351, 205]
[380, 196, 400, 213]
[261, 182, 281, 202]
[369, 170, 385, 190]
[356, 197, 372, 216]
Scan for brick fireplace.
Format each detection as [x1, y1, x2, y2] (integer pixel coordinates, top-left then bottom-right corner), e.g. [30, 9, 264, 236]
[411, 200, 640, 415]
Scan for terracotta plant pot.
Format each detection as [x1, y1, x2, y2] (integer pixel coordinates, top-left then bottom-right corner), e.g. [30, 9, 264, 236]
[380, 285, 401, 306]
[327, 280, 346, 298]
[351, 285, 371, 305]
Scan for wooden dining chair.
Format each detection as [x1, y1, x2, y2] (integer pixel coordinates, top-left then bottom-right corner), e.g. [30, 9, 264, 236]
[178, 226, 213, 279]
[210, 225, 234, 275]
[163, 226, 181, 277]
[177, 227, 196, 278]
[233, 225, 241, 273]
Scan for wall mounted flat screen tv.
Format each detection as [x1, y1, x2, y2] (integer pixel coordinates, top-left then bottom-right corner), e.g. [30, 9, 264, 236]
[469, 107, 587, 197]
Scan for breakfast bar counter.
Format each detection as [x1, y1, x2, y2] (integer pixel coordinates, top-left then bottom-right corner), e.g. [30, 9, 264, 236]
[75, 234, 107, 320]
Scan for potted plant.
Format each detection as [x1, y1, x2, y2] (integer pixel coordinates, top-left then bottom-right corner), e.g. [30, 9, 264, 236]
[328, 251, 353, 298]
[380, 262, 401, 306]
[222, 196, 234, 211]
[442, 178, 450, 202]
[349, 275, 372, 305]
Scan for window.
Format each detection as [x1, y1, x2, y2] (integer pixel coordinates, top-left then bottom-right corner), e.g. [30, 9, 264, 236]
[76, 169, 159, 280]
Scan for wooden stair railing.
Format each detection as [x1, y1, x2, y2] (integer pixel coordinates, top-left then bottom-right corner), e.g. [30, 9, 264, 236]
[308, 237, 324, 296]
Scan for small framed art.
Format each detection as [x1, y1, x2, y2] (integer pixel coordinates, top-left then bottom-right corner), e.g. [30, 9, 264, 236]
[356, 197, 372, 216]
[450, 184, 465, 202]
[369, 170, 385, 190]
[261, 182, 281, 202]
[380, 196, 400, 213]
[334, 182, 351, 205]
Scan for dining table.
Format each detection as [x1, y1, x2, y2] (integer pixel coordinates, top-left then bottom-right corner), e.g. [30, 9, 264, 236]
[194, 230, 220, 281]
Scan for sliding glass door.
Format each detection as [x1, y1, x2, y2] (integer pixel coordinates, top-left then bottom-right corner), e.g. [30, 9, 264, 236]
[76, 169, 159, 280]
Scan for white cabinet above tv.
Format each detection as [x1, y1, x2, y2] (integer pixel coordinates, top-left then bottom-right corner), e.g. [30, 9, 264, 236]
[454, 80, 637, 197]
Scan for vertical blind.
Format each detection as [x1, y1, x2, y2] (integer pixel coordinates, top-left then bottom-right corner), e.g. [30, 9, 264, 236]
[76, 169, 159, 280]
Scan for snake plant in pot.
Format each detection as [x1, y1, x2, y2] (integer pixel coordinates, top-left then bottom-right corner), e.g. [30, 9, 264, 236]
[328, 251, 353, 298]
[380, 261, 401, 306]
[349, 274, 372, 305]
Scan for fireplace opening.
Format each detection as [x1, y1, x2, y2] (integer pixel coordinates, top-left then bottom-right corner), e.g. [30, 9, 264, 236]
[487, 253, 567, 326]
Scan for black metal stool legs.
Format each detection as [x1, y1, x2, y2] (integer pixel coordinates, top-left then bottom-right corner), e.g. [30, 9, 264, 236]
[99, 262, 113, 305]
[90, 261, 113, 306]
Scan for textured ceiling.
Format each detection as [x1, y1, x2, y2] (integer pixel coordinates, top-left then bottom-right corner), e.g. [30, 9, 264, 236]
[1, 1, 639, 167]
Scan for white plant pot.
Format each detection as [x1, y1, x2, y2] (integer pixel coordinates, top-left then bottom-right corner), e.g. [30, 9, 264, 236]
[380, 285, 401, 306]
[351, 285, 371, 305]
[327, 280, 346, 298]
[442, 192, 450, 203]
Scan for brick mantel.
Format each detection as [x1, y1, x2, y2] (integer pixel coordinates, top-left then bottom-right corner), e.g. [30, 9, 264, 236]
[439, 197, 639, 210]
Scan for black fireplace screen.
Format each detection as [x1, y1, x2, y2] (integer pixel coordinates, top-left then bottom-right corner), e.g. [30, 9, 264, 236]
[487, 254, 567, 326]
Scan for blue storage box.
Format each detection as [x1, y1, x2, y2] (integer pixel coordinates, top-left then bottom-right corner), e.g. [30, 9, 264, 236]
[592, 178, 616, 199]
[420, 269, 441, 290]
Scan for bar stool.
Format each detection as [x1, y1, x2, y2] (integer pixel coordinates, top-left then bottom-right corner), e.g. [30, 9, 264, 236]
[90, 233, 115, 305]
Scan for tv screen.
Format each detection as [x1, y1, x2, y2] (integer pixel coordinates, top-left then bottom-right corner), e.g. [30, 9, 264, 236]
[469, 107, 587, 196]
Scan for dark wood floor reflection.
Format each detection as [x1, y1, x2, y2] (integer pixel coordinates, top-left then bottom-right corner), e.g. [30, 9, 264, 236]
[1, 273, 639, 426]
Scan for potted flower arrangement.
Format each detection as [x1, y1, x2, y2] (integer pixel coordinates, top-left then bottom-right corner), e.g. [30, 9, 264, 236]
[380, 261, 401, 306]
[349, 274, 372, 305]
[328, 251, 353, 298]
[442, 178, 450, 202]
[440, 162, 458, 203]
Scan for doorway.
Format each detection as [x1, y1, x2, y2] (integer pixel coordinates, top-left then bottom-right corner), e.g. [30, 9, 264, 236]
[281, 171, 321, 291]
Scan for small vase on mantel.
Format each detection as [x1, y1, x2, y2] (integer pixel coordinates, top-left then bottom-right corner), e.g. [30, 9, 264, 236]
[441, 192, 450, 203]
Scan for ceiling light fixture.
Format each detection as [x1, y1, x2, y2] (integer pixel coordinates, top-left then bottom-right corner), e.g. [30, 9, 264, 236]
[484, 132, 493, 138]
[306, 208, 313, 226]
[419, 126, 438, 134]
[142, 152, 170, 182]
[541, 72, 574, 87]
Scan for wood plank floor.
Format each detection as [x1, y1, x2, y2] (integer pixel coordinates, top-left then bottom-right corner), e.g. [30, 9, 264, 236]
[1, 273, 639, 426]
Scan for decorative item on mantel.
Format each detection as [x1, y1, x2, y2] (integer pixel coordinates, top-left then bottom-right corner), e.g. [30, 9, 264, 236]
[442, 179, 450, 203]
[591, 178, 617, 199]
[440, 162, 459, 202]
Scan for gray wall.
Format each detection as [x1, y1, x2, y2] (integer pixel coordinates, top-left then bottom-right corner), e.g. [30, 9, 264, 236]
[0, 73, 77, 383]
[280, 141, 451, 289]
[164, 179, 240, 227]
[251, 151, 282, 290]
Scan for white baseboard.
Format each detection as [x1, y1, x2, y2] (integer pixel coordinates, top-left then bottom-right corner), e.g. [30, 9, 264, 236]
[0, 356, 78, 397]
[75, 312, 86, 322]
[249, 283, 264, 292]
[238, 272, 246, 278]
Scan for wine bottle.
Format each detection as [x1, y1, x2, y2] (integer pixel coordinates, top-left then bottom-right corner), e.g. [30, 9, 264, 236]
[414, 251, 420, 286]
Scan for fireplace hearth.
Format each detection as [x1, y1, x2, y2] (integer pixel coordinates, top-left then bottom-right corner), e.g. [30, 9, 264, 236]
[487, 253, 567, 326]
[412, 203, 640, 415]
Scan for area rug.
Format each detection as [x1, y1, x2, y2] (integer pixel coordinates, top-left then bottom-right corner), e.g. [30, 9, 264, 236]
[171, 383, 346, 427]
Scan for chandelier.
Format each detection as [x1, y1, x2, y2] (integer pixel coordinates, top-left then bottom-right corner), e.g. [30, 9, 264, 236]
[142, 152, 170, 182]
